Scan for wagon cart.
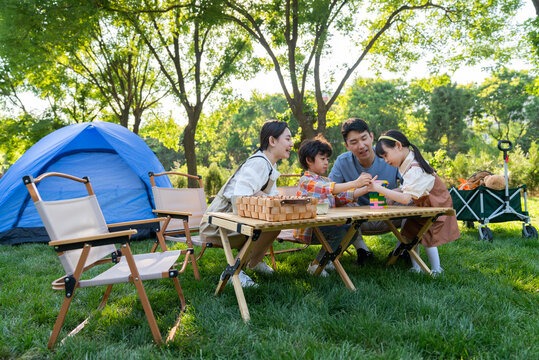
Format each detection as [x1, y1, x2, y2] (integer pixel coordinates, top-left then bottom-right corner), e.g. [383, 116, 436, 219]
[449, 140, 537, 241]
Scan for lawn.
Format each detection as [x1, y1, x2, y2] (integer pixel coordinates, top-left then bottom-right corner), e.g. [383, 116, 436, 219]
[0, 199, 537, 359]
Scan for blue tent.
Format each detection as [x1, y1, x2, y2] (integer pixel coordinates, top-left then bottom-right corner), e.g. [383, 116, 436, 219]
[0, 121, 172, 245]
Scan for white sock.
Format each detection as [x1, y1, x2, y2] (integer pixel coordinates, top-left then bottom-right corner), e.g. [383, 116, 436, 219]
[425, 246, 442, 272]
[352, 238, 370, 252]
[410, 246, 422, 271]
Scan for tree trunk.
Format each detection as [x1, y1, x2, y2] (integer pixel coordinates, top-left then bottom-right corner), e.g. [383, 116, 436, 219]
[132, 108, 142, 134]
[119, 107, 130, 129]
[316, 107, 328, 136]
[182, 114, 199, 188]
[288, 98, 316, 140]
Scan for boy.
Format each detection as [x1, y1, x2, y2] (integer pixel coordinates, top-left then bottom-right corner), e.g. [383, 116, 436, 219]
[295, 135, 372, 276]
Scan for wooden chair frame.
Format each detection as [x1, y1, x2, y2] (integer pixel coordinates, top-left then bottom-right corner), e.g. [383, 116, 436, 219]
[24, 172, 186, 349]
[149, 171, 211, 280]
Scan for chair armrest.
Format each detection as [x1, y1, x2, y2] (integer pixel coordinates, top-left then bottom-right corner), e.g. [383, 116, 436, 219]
[153, 209, 192, 219]
[49, 229, 137, 247]
[107, 218, 167, 228]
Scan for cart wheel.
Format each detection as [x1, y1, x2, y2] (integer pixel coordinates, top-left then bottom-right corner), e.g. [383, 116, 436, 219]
[522, 225, 538, 239]
[465, 221, 474, 229]
[479, 226, 493, 242]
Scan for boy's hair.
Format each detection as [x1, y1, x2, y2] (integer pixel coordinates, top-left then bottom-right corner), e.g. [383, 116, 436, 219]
[375, 129, 434, 174]
[298, 135, 333, 170]
[341, 118, 370, 143]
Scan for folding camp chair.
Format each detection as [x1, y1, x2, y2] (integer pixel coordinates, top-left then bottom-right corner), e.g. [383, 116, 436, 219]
[149, 171, 209, 280]
[24, 172, 186, 349]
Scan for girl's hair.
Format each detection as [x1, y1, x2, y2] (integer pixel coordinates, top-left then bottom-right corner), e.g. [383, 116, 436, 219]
[375, 130, 434, 174]
[259, 120, 289, 151]
[298, 134, 333, 170]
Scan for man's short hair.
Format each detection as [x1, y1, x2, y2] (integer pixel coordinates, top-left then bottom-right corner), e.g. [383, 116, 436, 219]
[341, 118, 370, 143]
[298, 135, 333, 170]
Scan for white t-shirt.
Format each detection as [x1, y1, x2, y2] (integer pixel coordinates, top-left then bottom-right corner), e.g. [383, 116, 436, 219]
[222, 151, 280, 200]
[399, 150, 435, 199]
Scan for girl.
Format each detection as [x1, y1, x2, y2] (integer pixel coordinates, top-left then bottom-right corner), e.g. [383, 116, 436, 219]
[367, 130, 459, 275]
[199, 120, 293, 287]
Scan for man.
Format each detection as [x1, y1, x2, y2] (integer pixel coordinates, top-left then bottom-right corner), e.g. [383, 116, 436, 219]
[328, 118, 406, 265]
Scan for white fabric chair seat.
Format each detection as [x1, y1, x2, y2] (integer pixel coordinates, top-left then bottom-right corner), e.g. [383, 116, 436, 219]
[79, 250, 181, 287]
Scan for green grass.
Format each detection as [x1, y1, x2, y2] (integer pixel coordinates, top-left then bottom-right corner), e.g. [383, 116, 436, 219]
[1, 199, 538, 359]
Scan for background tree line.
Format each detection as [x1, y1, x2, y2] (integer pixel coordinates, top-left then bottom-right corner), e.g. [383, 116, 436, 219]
[0, 0, 537, 190]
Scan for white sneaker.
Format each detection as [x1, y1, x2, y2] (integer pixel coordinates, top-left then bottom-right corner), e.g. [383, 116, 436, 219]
[248, 261, 274, 274]
[325, 261, 336, 272]
[431, 268, 444, 277]
[224, 270, 258, 288]
[409, 266, 423, 274]
[238, 270, 258, 288]
[307, 263, 329, 277]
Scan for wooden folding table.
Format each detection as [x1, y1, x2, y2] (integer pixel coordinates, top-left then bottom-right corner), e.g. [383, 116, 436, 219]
[207, 205, 455, 321]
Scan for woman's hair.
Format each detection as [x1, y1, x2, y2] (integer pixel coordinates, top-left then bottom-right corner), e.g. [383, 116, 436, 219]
[259, 120, 289, 151]
[298, 134, 333, 170]
[375, 130, 434, 174]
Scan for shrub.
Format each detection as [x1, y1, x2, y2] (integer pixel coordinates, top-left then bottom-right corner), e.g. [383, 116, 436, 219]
[205, 162, 224, 196]
[525, 142, 539, 193]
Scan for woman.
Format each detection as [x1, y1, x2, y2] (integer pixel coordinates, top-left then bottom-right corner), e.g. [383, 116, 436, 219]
[199, 120, 293, 287]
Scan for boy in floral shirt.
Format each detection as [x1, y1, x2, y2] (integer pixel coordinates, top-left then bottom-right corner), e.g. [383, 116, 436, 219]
[294, 135, 372, 276]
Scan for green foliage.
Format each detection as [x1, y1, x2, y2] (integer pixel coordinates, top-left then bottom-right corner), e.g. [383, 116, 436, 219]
[205, 162, 224, 196]
[476, 68, 538, 152]
[526, 142, 539, 192]
[336, 77, 408, 138]
[425, 83, 473, 156]
[196, 93, 293, 169]
[140, 116, 182, 151]
[0, 113, 65, 165]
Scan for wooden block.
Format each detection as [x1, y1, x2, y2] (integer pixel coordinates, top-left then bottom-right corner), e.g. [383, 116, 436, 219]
[271, 206, 280, 214]
[290, 212, 300, 220]
[238, 209, 244, 216]
[257, 197, 265, 205]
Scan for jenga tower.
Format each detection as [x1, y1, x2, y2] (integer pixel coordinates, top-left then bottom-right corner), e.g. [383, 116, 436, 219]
[369, 180, 389, 209]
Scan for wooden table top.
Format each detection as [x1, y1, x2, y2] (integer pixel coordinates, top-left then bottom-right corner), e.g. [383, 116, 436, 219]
[207, 206, 455, 234]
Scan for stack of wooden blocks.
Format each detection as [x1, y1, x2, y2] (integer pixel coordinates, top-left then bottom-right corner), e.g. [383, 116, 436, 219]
[369, 180, 389, 209]
[236, 196, 318, 221]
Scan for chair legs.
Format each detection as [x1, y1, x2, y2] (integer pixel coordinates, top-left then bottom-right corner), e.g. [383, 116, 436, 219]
[154, 217, 200, 281]
[166, 277, 187, 343]
[48, 244, 187, 349]
[48, 295, 75, 349]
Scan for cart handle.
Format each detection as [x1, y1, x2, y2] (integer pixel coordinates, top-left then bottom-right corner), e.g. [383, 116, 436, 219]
[497, 140, 512, 152]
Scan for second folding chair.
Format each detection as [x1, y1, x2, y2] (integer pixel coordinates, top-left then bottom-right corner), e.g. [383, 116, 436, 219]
[149, 171, 212, 280]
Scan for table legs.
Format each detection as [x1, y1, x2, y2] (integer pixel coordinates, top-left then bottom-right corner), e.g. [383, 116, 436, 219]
[214, 228, 256, 321]
[384, 219, 433, 276]
[312, 226, 357, 291]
